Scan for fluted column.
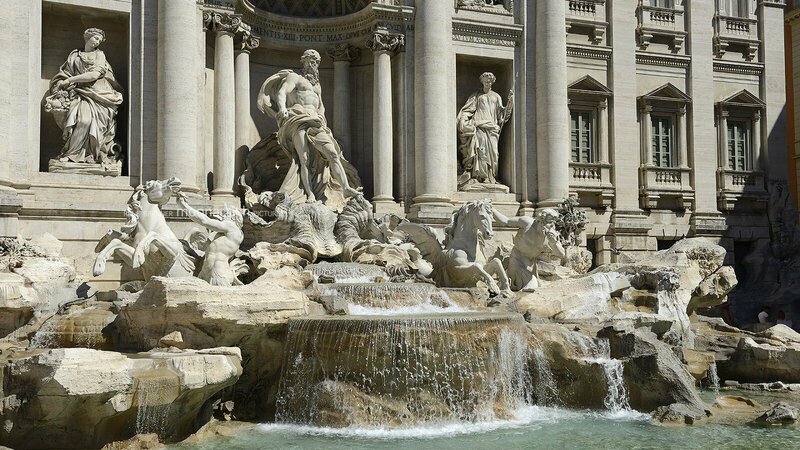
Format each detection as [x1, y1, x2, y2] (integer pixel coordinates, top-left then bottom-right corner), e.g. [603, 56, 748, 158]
[326, 44, 359, 160]
[158, 0, 199, 191]
[235, 26, 259, 192]
[204, 12, 239, 197]
[367, 30, 404, 206]
[535, 0, 569, 206]
[412, 0, 455, 219]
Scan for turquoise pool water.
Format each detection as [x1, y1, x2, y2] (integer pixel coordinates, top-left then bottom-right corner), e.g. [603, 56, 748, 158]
[176, 398, 800, 450]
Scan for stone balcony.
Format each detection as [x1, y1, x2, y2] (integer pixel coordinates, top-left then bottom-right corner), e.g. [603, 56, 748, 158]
[569, 162, 614, 208]
[635, 1, 687, 53]
[716, 169, 767, 211]
[713, 14, 759, 61]
[639, 165, 693, 210]
[565, 0, 607, 45]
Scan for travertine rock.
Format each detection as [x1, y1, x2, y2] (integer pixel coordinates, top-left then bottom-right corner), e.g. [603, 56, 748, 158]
[752, 402, 800, 424]
[115, 276, 310, 420]
[0, 347, 241, 448]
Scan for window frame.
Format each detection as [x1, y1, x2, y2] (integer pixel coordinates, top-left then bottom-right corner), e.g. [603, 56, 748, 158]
[651, 114, 675, 168]
[726, 119, 751, 171]
[569, 107, 596, 164]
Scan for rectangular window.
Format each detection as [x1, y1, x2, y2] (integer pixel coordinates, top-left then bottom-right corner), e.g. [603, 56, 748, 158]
[727, 120, 750, 171]
[570, 109, 594, 163]
[723, 0, 748, 17]
[651, 116, 673, 167]
[650, 0, 673, 8]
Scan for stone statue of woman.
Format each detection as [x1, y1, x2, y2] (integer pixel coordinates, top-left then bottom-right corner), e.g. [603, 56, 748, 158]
[456, 72, 513, 192]
[45, 28, 124, 176]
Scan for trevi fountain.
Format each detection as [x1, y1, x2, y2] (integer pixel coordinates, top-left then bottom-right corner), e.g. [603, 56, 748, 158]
[1, 1, 799, 448]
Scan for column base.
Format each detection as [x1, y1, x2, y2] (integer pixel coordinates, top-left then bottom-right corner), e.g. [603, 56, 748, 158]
[409, 195, 454, 223]
[372, 197, 404, 216]
[0, 185, 22, 238]
[690, 213, 727, 237]
[537, 197, 568, 208]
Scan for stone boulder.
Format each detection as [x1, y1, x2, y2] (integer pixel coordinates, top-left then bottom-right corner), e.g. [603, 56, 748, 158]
[517, 238, 737, 346]
[752, 402, 800, 425]
[114, 275, 310, 420]
[599, 326, 709, 419]
[0, 347, 242, 449]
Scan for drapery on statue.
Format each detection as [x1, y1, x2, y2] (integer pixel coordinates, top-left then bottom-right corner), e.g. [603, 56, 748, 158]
[457, 72, 513, 192]
[176, 193, 246, 287]
[256, 49, 361, 206]
[492, 208, 565, 291]
[44, 28, 124, 176]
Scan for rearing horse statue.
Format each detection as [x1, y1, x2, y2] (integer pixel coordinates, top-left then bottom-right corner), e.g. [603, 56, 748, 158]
[398, 199, 511, 295]
[93, 178, 197, 280]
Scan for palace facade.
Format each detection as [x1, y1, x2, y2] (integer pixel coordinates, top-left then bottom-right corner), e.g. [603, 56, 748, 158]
[0, 0, 789, 286]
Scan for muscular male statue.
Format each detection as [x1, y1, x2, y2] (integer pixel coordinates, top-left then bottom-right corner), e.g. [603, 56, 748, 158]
[492, 208, 566, 291]
[257, 49, 359, 203]
[176, 193, 244, 286]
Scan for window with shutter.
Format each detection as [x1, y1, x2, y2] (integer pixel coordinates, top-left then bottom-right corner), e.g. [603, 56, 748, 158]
[651, 116, 673, 167]
[727, 120, 750, 171]
[570, 110, 594, 163]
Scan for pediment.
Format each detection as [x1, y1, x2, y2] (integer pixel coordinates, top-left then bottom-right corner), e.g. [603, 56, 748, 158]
[640, 83, 691, 103]
[568, 75, 612, 97]
[718, 89, 765, 108]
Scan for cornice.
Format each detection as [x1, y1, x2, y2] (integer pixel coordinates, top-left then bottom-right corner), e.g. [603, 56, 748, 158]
[451, 18, 523, 48]
[567, 44, 612, 60]
[713, 61, 764, 76]
[635, 52, 691, 69]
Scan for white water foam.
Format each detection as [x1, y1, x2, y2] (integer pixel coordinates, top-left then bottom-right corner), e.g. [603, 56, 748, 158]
[706, 361, 720, 395]
[261, 405, 648, 440]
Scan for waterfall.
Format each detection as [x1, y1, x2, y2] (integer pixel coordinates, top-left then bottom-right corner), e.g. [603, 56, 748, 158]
[307, 262, 387, 283]
[706, 361, 720, 395]
[531, 348, 559, 406]
[29, 306, 101, 349]
[276, 313, 531, 427]
[318, 283, 469, 314]
[134, 376, 174, 437]
[564, 333, 631, 412]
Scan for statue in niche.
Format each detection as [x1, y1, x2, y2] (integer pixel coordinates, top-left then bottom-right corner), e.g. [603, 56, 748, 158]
[176, 192, 246, 287]
[457, 72, 513, 192]
[255, 49, 361, 209]
[44, 28, 124, 176]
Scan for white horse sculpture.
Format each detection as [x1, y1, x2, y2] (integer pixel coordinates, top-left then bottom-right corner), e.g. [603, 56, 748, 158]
[93, 178, 197, 280]
[398, 199, 511, 295]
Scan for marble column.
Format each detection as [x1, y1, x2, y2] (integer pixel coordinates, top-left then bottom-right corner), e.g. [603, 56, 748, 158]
[326, 44, 359, 160]
[642, 105, 652, 165]
[535, 0, 570, 206]
[678, 106, 688, 168]
[719, 111, 728, 169]
[412, 0, 455, 220]
[158, 0, 199, 191]
[752, 110, 762, 171]
[367, 31, 404, 206]
[205, 12, 239, 198]
[598, 100, 609, 164]
[235, 27, 259, 193]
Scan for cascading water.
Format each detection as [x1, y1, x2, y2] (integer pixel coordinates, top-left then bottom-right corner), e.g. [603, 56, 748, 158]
[307, 262, 388, 283]
[317, 282, 469, 314]
[706, 361, 720, 395]
[134, 374, 176, 437]
[565, 333, 631, 412]
[29, 306, 102, 349]
[276, 313, 531, 427]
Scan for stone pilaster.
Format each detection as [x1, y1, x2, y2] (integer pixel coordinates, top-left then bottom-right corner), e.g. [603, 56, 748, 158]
[535, 0, 569, 207]
[204, 12, 239, 198]
[759, 0, 788, 182]
[158, 0, 200, 192]
[235, 25, 259, 194]
[367, 30, 404, 208]
[411, 0, 455, 221]
[326, 44, 359, 160]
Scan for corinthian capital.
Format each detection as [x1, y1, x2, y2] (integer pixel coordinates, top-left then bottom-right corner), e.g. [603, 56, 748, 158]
[235, 23, 260, 52]
[326, 44, 360, 63]
[366, 30, 405, 54]
[202, 11, 241, 34]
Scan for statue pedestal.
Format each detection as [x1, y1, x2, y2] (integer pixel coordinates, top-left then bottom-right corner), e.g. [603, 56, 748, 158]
[452, 191, 519, 218]
[48, 159, 121, 177]
[457, 179, 510, 194]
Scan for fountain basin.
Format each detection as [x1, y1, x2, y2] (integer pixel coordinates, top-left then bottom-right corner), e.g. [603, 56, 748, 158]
[277, 312, 530, 427]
